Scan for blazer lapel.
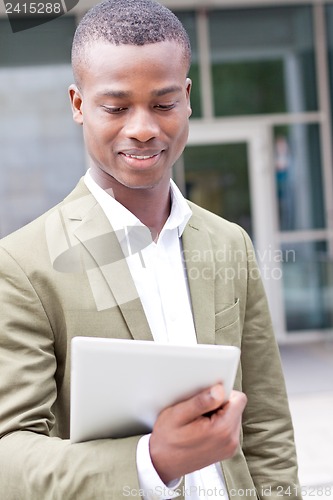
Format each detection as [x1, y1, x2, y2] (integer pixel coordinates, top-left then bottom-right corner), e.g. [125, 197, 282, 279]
[182, 210, 215, 345]
[52, 181, 217, 345]
[59, 181, 153, 342]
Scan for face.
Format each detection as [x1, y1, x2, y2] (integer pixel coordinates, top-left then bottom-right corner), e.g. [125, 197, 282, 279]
[69, 41, 192, 194]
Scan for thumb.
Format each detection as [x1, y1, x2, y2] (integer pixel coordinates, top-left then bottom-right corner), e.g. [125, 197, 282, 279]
[174, 384, 226, 425]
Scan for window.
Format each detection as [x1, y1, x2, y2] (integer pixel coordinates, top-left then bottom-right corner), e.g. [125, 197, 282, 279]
[209, 6, 317, 116]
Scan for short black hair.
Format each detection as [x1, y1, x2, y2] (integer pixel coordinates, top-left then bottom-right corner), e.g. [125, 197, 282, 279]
[72, 0, 191, 87]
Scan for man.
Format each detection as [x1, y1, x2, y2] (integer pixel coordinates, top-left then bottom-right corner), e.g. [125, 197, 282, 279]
[0, 1, 302, 499]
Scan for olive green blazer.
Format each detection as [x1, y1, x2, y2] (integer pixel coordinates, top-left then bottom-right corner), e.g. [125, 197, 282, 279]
[0, 179, 301, 500]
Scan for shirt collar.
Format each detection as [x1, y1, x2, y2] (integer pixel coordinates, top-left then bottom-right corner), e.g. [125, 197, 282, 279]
[166, 179, 192, 237]
[84, 170, 192, 237]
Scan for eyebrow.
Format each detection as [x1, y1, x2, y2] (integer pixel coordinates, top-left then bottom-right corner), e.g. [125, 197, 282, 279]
[96, 85, 183, 99]
[152, 85, 183, 97]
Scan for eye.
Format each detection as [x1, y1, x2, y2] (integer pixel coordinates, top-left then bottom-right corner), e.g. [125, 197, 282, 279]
[101, 106, 127, 114]
[155, 103, 176, 111]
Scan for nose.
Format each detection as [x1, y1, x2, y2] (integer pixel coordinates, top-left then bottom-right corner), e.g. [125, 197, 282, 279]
[123, 108, 160, 142]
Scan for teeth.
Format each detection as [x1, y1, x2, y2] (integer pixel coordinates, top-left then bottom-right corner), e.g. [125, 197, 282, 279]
[125, 154, 155, 160]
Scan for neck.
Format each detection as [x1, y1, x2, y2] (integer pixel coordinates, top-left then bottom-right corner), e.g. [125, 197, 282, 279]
[90, 168, 172, 240]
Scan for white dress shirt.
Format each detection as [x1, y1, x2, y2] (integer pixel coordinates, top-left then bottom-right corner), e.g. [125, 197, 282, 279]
[84, 170, 228, 500]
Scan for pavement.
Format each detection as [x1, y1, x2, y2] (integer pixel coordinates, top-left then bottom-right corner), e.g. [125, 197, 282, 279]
[279, 340, 333, 499]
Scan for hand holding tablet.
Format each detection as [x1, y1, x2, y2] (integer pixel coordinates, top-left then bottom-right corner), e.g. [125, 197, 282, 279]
[70, 337, 240, 443]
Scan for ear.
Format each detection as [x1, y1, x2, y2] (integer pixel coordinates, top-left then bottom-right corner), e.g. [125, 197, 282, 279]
[185, 77, 192, 118]
[69, 84, 83, 125]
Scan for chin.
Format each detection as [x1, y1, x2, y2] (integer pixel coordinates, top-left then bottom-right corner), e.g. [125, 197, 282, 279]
[122, 180, 161, 191]
[119, 173, 168, 191]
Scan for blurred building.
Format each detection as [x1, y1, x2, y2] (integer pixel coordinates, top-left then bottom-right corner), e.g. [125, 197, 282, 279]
[1, 0, 333, 342]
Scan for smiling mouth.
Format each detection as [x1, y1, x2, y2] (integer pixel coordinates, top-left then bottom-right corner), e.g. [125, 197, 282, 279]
[122, 153, 159, 160]
[119, 151, 163, 169]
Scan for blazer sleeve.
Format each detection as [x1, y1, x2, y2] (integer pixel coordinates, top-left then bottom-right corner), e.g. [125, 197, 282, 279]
[238, 228, 302, 499]
[0, 247, 141, 500]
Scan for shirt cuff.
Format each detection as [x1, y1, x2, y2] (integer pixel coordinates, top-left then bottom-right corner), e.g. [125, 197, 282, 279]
[136, 434, 183, 499]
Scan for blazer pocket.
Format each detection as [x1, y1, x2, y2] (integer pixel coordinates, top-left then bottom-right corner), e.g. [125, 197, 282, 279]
[215, 298, 241, 347]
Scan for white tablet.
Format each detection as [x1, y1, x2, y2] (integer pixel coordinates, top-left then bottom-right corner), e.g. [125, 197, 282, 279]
[70, 337, 240, 443]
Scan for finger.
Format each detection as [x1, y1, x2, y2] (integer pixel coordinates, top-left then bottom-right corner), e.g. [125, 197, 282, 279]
[213, 390, 248, 421]
[225, 390, 248, 411]
[172, 383, 226, 425]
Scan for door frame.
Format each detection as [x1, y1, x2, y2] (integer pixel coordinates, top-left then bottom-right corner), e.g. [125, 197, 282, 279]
[181, 119, 287, 341]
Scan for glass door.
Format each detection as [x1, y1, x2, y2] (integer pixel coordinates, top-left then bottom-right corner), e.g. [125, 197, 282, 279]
[183, 142, 252, 237]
